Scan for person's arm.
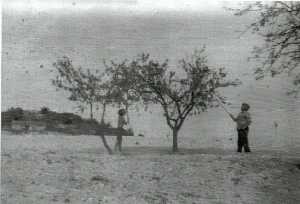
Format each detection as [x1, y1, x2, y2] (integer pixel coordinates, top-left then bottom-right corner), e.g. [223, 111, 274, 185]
[122, 117, 127, 126]
[229, 113, 236, 122]
[247, 113, 252, 126]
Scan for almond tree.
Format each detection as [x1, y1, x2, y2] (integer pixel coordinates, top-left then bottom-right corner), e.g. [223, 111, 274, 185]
[110, 48, 239, 152]
[52, 56, 113, 154]
[53, 56, 100, 119]
[103, 59, 142, 120]
[232, 1, 300, 94]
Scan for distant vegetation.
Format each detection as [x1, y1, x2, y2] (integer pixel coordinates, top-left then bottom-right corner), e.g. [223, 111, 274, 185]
[1, 107, 110, 135]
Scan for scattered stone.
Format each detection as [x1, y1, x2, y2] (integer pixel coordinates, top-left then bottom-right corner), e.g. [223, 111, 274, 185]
[46, 159, 52, 164]
[234, 193, 241, 198]
[181, 192, 195, 198]
[90, 175, 110, 184]
[52, 196, 59, 202]
[231, 177, 241, 185]
[64, 158, 71, 162]
[47, 150, 56, 154]
[151, 176, 160, 181]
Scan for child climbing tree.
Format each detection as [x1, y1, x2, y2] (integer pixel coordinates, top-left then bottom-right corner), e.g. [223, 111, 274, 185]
[52, 56, 114, 154]
[103, 59, 143, 151]
[108, 48, 239, 152]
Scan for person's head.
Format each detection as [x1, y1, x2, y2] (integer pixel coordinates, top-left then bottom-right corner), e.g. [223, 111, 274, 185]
[118, 109, 126, 116]
[241, 103, 250, 111]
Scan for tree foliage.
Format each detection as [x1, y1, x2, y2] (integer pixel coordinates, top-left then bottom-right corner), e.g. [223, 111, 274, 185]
[52, 56, 114, 154]
[233, 1, 300, 94]
[108, 48, 239, 152]
[103, 59, 142, 112]
[52, 56, 109, 119]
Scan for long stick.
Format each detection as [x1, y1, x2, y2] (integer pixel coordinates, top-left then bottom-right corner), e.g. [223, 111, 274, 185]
[213, 94, 232, 117]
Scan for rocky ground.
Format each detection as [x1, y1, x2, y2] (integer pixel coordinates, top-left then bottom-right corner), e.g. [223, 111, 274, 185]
[1, 132, 300, 204]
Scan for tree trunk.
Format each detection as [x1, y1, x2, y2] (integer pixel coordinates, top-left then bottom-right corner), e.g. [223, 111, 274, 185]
[90, 103, 93, 119]
[125, 104, 130, 124]
[100, 103, 106, 124]
[172, 128, 179, 152]
[100, 135, 113, 154]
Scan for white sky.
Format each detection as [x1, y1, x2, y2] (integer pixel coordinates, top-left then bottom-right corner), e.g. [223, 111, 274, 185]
[4, 0, 238, 13]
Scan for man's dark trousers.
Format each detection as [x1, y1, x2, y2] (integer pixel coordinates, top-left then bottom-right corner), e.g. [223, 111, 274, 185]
[237, 127, 251, 152]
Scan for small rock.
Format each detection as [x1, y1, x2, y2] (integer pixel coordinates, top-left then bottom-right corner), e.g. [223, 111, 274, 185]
[91, 175, 110, 184]
[52, 196, 59, 202]
[231, 177, 241, 185]
[46, 159, 52, 164]
[151, 176, 160, 181]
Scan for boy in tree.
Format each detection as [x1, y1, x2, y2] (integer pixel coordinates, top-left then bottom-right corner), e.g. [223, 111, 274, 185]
[114, 109, 127, 152]
[229, 103, 252, 153]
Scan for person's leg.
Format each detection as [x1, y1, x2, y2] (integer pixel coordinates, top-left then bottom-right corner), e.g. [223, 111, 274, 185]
[237, 130, 242, 152]
[118, 136, 123, 152]
[244, 128, 251, 152]
[240, 129, 248, 152]
[114, 136, 120, 152]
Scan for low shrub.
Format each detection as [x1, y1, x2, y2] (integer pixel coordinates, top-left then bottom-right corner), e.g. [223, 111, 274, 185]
[40, 107, 50, 114]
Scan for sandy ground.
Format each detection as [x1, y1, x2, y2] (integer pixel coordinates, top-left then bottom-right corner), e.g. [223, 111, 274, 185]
[1, 132, 300, 204]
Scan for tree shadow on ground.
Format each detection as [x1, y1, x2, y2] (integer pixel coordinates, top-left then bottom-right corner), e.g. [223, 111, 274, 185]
[118, 146, 235, 156]
[79, 146, 300, 159]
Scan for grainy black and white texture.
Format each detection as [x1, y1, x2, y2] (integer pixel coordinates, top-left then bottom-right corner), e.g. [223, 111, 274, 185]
[2, 1, 300, 204]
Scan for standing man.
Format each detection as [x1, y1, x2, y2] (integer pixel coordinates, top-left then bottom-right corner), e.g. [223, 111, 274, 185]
[230, 103, 252, 153]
